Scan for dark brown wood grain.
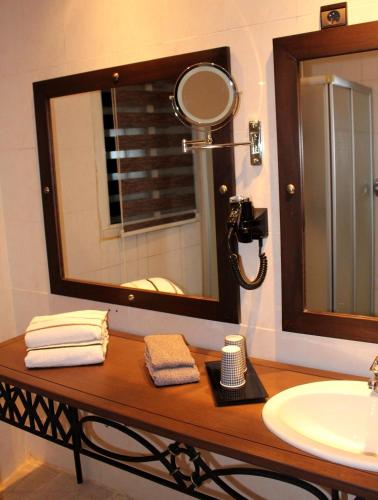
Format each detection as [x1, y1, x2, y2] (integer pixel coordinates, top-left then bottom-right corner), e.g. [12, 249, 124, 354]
[33, 47, 240, 324]
[273, 21, 378, 343]
[0, 333, 376, 499]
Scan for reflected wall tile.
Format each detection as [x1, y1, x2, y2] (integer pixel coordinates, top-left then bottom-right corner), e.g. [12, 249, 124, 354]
[180, 221, 201, 248]
[51, 94, 96, 152]
[146, 226, 181, 257]
[97, 264, 122, 285]
[100, 237, 122, 269]
[123, 259, 139, 283]
[122, 235, 138, 263]
[136, 233, 148, 260]
[56, 151, 98, 215]
[137, 257, 149, 280]
[62, 209, 102, 276]
[123, 256, 149, 283]
[182, 245, 203, 296]
[147, 249, 183, 286]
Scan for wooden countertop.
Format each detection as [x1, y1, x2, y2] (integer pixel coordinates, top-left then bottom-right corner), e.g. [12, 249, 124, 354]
[0, 332, 377, 498]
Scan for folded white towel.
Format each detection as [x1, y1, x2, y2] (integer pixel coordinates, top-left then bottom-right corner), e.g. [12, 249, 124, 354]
[121, 277, 184, 294]
[25, 337, 109, 369]
[25, 310, 108, 349]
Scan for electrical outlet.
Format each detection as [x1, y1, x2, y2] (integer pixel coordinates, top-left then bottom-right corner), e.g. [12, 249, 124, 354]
[320, 2, 347, 29]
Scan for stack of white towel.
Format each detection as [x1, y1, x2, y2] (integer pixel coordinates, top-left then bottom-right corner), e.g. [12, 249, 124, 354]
[24, 310, 109, 369]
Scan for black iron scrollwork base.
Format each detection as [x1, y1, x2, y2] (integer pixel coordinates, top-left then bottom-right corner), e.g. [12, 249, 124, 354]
[0, 382, 360, 500]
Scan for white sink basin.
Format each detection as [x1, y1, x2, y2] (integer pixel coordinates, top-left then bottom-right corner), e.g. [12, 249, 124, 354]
[262, 380, 378, 471]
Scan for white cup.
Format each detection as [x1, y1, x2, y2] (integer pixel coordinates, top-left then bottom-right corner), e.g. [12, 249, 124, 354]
[220, 345, 245, 389]
[225, 334, 247, 373]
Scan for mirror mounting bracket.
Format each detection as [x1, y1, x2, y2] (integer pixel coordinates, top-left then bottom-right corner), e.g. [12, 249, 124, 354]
[182, 121, 262, 166]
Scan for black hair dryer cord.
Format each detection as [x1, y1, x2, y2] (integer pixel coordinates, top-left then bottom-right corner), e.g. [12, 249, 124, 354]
[228, 231, 268, 290]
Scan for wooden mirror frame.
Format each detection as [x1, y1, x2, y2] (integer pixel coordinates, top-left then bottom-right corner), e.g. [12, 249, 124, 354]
[33, 47, 240, 324]
[274, 21, 378, 343]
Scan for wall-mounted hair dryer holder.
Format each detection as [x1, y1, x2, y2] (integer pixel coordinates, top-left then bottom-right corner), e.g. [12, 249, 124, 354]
[227, 195, 268, 290]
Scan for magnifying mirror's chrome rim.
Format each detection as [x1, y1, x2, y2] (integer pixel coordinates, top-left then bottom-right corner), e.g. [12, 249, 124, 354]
[172, 62, 239, 130]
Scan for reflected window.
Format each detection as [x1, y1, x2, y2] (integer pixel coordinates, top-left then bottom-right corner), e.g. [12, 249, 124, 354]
[102, 80, 197, 233]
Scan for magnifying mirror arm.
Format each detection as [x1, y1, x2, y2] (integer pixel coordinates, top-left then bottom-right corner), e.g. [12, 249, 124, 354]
[182, 121, 262, 166]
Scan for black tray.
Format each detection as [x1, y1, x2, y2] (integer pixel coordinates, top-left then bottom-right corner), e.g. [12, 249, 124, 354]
[205, 359, 268, 406]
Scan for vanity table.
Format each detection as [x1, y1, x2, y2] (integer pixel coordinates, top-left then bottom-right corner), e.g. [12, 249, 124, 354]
[0, 332, 376, 499]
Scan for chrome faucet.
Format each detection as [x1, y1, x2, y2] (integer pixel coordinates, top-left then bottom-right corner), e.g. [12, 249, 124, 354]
[368, 356, 378, 392]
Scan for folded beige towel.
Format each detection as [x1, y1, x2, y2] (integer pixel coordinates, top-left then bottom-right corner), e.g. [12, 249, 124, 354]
[25, 310, 108, 349]
[146, 362, 200, 387]
[144, 334, 195, 370]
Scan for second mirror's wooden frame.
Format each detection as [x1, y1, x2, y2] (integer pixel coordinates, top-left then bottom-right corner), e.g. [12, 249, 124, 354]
[33, 47, 240, 324]
[274, 21, 378, 343]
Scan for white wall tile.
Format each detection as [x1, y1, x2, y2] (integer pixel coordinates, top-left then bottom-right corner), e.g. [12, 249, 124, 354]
[0, 291, 16, 341]
[12, 289, 51, 335]
[0, 74, 36, 151]
[0, 149, 44, 224]
[5, 220, 50, 293]
[63, 0, 123, 64]
[225, 0, 297, 29]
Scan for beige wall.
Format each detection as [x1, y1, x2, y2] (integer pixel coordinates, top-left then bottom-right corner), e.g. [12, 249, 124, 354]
[0, 0, 378, 495]
[0, 188, 25, 482]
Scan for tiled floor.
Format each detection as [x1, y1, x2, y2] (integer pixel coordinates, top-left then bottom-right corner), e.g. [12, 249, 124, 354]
[0, 460, 133, 500]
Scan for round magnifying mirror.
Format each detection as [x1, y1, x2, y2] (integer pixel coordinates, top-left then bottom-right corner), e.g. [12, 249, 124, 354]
[172, 63, 239, 130]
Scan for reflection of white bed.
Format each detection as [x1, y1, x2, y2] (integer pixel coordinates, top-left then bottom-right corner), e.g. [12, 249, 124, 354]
[121, 277, 184, 294]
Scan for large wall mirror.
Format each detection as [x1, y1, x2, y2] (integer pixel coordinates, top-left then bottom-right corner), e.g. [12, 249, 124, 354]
[34, 47, 240, 323]
[274, 21, 378, 343]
